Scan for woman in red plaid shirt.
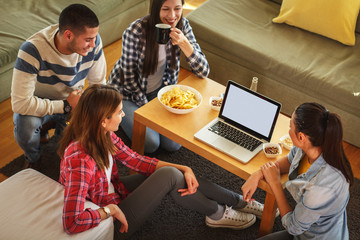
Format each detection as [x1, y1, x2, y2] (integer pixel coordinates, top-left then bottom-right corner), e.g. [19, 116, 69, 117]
[58, 84, 265, 238]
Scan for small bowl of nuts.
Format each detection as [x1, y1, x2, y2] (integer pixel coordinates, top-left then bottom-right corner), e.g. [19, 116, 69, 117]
[209, 96, 223, 111]
[263, 143, 282, 158]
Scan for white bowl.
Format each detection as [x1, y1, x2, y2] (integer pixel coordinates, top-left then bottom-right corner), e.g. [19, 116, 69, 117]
[209, 96, 223, 111]
[280, 134, 293, 150]
[157, 85, 202, 114]
[263, 143, 282, 158]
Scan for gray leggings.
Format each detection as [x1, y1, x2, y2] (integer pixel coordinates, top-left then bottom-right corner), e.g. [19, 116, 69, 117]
[114, 166, 246, 239]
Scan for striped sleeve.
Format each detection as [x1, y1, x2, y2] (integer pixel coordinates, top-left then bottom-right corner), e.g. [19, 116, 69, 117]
[11, 41, 63, 116]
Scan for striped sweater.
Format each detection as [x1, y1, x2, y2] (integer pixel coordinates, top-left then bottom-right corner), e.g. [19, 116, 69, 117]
[11, 24, 106, 117]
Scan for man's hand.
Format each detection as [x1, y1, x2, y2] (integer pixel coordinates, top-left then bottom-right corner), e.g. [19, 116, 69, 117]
[66, 89, 82, 110]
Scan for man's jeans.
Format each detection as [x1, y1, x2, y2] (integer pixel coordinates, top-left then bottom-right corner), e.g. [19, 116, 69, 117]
[13, 113, 67, 163]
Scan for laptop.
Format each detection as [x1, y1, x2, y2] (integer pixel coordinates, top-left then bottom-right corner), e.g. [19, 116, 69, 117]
[194, 80, 281, 164]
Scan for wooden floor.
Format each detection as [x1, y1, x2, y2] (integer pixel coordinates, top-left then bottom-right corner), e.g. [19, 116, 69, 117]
[1, 0, 359, 182]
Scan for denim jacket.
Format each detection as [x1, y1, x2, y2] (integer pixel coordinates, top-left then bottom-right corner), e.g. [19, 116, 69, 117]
[282, 147, 349, 240]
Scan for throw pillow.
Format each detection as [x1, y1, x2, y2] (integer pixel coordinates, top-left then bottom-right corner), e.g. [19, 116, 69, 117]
[272, 0, 360, 46]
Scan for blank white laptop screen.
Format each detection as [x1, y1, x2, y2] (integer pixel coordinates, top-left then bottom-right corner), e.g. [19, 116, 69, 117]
[194, 80, 281, 164]
[221, 84, 279, 138]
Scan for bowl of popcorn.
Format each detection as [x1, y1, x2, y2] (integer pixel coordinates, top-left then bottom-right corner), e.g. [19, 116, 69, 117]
[280, 134, 293, 150]
[157, 85, 202, 114]
[209, 96, 223, 111]
[263, 143, 282, 158]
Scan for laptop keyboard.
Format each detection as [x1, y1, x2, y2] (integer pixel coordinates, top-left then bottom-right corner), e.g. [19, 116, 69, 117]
[208, 121, 262, 151]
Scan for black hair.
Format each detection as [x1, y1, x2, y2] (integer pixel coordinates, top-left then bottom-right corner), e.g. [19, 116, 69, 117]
[59, 4, 99, 35]
[142, 0, 185, 76]
[294, 102, 354, 186]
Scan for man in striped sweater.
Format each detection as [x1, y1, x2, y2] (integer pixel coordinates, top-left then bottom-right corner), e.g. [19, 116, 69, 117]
[11, 4, 106, 169]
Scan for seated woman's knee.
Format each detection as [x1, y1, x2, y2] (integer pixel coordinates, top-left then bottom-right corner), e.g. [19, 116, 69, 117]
[156, 166, 185, 187]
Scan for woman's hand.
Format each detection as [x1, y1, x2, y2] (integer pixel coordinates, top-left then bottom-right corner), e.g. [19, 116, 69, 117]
[178, 167, 199, 197]
[155, 161, 199, 197]
[261, 161, 293, 217]
[107, 204, 128, 233]
[169, 28, 194, 58]
[261, 161, 281, 186]
[242, 170, 263, 203]
[169, 28, 187, 45]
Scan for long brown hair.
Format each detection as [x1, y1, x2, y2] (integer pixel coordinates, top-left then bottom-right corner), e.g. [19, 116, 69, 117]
[142, 0, 185, 76]
[294, 102, 354, 186]
[58, 84, 123, 171]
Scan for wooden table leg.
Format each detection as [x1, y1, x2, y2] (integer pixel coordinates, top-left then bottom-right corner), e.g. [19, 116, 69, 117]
[132, 118, 146, 155]
[258, 192, 278, 237]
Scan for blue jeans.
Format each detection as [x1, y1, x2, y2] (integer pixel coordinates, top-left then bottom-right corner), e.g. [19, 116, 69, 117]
[13, 113, 67, 163]
[121, 88, 181, 153]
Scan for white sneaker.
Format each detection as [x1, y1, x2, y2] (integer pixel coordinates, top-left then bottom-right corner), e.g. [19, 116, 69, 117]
[205, 205, 256, 230]
[240, 200, 280, 219]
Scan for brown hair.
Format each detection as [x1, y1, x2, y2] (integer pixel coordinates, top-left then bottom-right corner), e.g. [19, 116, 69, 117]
[142, 0, 185, 76]
[294, 102, 354, 186]
[58, 84, 123, 171]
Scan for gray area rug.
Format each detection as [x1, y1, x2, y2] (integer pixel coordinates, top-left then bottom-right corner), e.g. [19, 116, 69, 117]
[1, 129, 359, 240]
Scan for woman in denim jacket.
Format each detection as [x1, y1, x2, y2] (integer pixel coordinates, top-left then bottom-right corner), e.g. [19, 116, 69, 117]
[242, 102, 354, 240]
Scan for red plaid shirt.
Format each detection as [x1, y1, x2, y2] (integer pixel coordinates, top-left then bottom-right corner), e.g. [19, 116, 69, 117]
[59, 132, 159, 234]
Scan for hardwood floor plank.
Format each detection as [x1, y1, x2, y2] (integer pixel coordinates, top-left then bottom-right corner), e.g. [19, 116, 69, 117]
[0, 99, 23, 170]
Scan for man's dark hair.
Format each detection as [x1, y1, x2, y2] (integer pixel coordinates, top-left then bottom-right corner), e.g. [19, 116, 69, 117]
[59, 4, 99, 34]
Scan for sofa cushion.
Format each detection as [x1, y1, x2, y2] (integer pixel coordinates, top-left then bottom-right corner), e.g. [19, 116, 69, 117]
[186, 0, 360, 117]
[0, 0, 146, 68]
[0, 169, 113, 239]
[272, 0, 360, 46]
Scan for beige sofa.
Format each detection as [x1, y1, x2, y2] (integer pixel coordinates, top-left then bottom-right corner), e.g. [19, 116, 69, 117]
[0, 0, 150, 102]
[182, 0, 360, 147]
